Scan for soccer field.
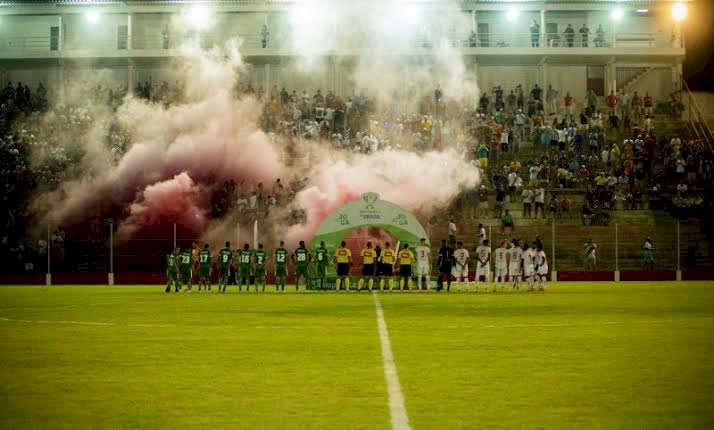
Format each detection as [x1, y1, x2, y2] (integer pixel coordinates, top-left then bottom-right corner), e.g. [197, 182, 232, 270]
[1, 282, 713, 429]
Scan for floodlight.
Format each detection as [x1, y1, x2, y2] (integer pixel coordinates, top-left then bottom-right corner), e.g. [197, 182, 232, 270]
[672, 3, 687, 22]
[404, 8, 420, 25]
[184, 5, 213, 30]
[611, 7, 623, 21]
[85, 11, 100, 24]
[506, 8, 519, 22]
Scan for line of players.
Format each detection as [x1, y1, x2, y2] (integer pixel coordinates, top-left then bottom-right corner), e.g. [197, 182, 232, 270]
[438, 238, 549, 292]
[164, 237, 548, 293]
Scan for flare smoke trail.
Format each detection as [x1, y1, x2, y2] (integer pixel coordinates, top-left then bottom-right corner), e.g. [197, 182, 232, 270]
[31, 0, 481, 246]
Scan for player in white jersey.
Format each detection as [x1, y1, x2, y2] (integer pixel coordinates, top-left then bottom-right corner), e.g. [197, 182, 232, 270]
[508, 240, 523, 289]
[521, 243, 535, 291]
[475, 240, 491, 291]
[534, 242, 549, 291]
[493, 240, 509, 290]
[415, 238, 431, 291]
[451, 241, 470, 291]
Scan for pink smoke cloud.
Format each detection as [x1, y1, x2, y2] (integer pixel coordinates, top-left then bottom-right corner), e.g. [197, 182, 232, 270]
[285, 149, 479, 245]
[117, 172, 208, 239]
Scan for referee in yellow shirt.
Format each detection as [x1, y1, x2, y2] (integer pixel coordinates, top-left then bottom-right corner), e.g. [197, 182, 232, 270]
[334, 241, 352, 291]
[398, 243, 415, 291]
[379, 242, 396, 291]
[358, 241, 377, 292]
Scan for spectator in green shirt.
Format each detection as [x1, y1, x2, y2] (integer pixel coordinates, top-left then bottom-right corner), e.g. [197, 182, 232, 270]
[501, 209, 515, 234]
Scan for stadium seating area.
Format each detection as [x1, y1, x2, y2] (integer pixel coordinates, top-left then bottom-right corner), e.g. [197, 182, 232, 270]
[1, 77, 713, 277]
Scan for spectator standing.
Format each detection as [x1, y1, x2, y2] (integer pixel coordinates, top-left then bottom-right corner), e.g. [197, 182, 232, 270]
[594, 24, 605, 47]
[584, 238, 598, 270]
[521, 188, 534, 218]
[448, 218, 457, 243]
[501, 210, 514, 234]
[606, 90, 618, 115]
[563, 92, 574, 119]
[643, 92, 653, 116]
[546, 85, 558, 115]
[530, 20, 541, 47]
[643, 238, 654, 270]
[477, 223, 487, 245]
[579, 24, 590, 47]
[534, 187, 546, 218]
[260, 24, 270, 48]
[564, 24, 575, 47]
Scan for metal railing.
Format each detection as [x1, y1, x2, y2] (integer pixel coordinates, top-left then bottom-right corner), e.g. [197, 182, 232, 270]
[0, 30, 678, 54]
[683, 80, 714, 148]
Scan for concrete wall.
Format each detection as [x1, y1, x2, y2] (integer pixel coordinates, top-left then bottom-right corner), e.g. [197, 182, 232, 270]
[64, 13, 128, 50]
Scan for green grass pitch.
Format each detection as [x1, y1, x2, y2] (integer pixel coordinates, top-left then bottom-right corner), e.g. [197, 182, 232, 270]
[1, 282, 713, 429]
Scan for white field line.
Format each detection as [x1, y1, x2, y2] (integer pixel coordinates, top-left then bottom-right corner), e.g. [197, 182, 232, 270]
[372, 292, 411, 430]
[0, 317, 174, 328]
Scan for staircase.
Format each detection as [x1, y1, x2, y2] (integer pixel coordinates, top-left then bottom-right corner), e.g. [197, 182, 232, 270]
[616, 67, 654, 93]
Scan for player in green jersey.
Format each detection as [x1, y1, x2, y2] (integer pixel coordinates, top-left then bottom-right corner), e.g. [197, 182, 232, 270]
[253, 243, 268, 292]
[179, 247, 194, 292]
[314, 241, 330, 290]
[292, 240, 311, 292]
[274, 241, 289, 292]
[165, 246, 180, 293]
[198, 244, 212, 292]
[237, 243, 253, 292]
[217, 241, 233, 293]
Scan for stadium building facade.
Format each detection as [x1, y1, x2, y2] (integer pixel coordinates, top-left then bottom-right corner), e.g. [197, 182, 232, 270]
[0, 0, 687, 101]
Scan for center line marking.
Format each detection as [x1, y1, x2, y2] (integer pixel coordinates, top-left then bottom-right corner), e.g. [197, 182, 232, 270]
[372, 292, 411, 430]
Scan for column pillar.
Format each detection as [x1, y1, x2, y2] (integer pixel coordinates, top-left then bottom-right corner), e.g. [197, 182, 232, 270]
[471, 10, 476, 32]
[58, 15, 63, 51]
[127, 13, 133, 49]
[128, 60, 135, 95]
[540, 9, 546, 46]
[672, 62, 682, 91]
[607, 62, 617, 94]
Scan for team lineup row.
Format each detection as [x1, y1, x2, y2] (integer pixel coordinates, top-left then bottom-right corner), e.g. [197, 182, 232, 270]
[164, 238, 549, 293]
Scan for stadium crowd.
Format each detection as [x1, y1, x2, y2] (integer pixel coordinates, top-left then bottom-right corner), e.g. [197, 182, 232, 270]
[1, 76, 712, 274]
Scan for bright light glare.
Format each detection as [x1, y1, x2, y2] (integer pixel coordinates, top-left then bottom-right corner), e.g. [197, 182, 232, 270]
[85, 11, 100, 24]
[611, 7, 624, 21]
[184, 5, 213, 30]
[404, 8, 420, 25]
[636, 9, 649, 14]
[672, 3, 687, 21]
[506, 8, 519, 21]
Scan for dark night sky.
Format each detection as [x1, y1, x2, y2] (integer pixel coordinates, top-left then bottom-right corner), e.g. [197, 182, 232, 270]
[684, 0, 714, 90]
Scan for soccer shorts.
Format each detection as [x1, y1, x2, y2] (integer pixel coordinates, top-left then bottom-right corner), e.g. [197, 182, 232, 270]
[166, 269, 178, 280]
[180, 269, 192, 282]
[399, 265, 412, 278]
[362, 264, 374, 276]
[508, 264, 520, 278]
[494, 265, 507, 279]
[416, 262, 430, 277]
[238, 266, 251, 279]
[523, 266, 535, 278]
[381, 264, 393, 276]
[199, 266, 211, 278]
[537, 264, 549, 276]
[254, 267, 266, 277]
[476, 263, 490, 279]
[451, 264, 468, 279]
[275, 265, 287, 277]
[218, 265, 229, 278]
[337, 263, 350, 277]
[316, 264, 327, 277]
[295, 266, 309, 279]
